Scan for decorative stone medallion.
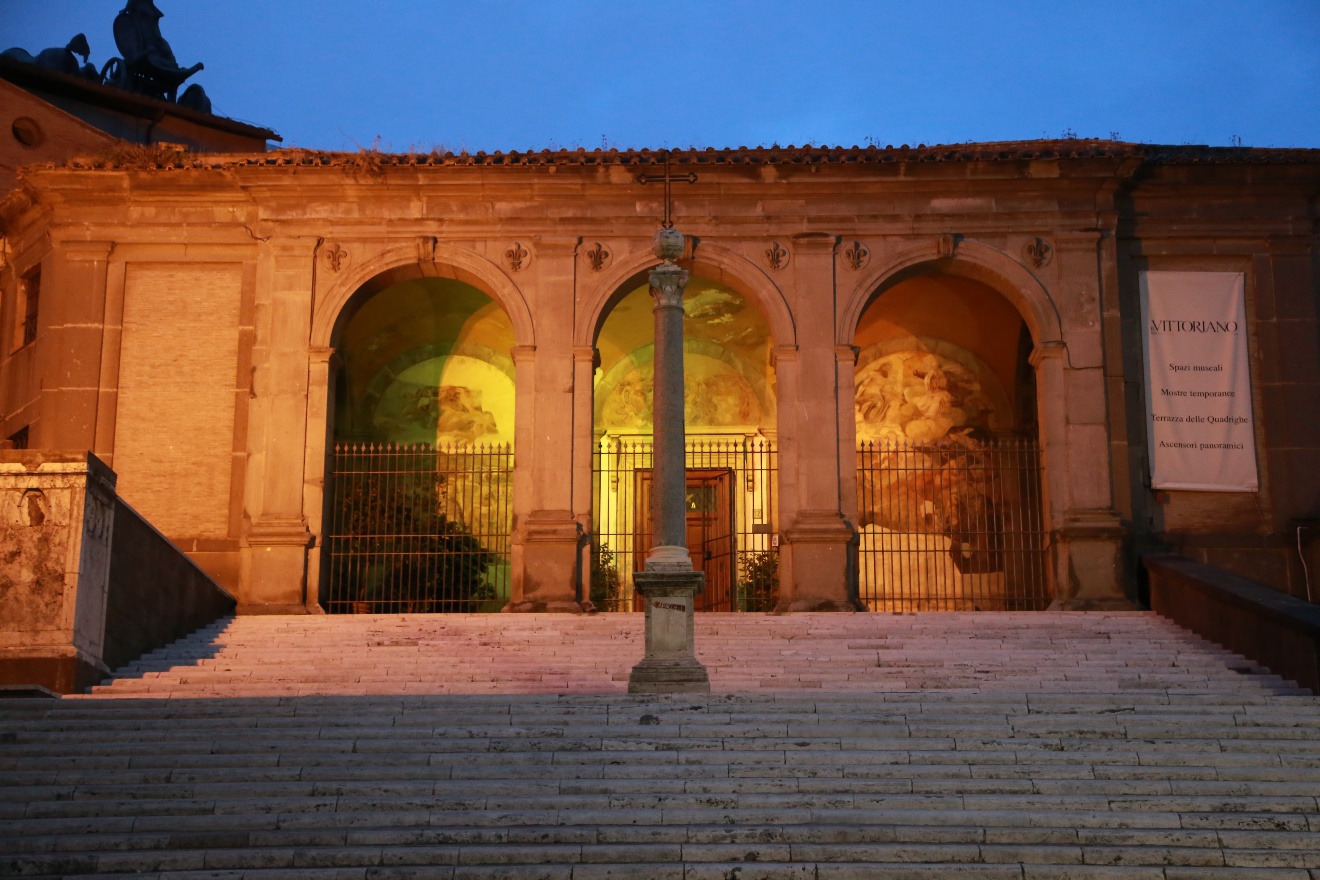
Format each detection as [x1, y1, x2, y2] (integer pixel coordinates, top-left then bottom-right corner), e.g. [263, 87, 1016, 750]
[505, 242, 531, 271]
[843, 240, 870, 271]
[585, 242, 611, 271]
[764, 241, 789, 271]
[1023, 236, 1053, 268]
[322, 242, 348, 272]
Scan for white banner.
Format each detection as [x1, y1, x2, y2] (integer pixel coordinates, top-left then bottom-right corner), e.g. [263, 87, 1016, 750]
[1140, 271, 1257, 491]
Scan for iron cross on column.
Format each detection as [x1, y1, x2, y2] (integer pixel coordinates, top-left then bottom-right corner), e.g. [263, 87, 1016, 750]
[637, 150, 697, 229]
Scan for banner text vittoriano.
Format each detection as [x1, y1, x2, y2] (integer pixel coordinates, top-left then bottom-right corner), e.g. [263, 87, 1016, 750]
[1149, 320, 1239, 333]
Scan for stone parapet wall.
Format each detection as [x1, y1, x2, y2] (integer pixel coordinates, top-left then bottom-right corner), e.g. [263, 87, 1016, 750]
[103, 496, 236, 673]
[1145, 553, 1320, 693]
[0, 451, 234, 694]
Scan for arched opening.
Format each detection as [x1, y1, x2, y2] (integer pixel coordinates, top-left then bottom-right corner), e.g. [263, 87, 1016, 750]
[322, 276, 516, 614]
[853, 273, 1046, 611]
[590, 274, 779, 612]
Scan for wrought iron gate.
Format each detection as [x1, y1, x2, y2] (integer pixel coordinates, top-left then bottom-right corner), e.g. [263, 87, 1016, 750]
[592, 437, 778, 612]
[324, 442, 513, 614]
[857, 438, 1049, 611]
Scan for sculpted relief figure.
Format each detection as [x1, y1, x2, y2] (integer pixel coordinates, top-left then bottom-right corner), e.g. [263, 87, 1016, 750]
[855, 350, 991, 445]
[855, 348, 1005, 574]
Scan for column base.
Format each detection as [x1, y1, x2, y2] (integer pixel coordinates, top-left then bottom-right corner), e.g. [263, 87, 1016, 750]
[241, 519, 314, 609]
[1054, 510, 1130, 606]
[628, 657, 711, 693]
[629, 569, 709, 694]
[777, 510, 862, 612]
[509, 510, 583, 612]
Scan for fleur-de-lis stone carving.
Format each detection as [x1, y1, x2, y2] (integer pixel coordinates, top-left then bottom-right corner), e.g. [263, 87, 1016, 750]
[323, 243, 347, 272]
[505, 242, 529, 271]
[1023, 237, 1053, 268]
[764, 241, 788, 270]
[586, 242, 610, 271]
[844, 240, 870, 271]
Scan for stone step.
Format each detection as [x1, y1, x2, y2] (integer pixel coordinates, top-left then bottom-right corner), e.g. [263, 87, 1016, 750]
[4, 611, 1318, 877]
[4, 844, 1320, 876]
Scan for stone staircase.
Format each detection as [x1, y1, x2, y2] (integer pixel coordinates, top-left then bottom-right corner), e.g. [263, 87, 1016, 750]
[2, 611, 1319, 878]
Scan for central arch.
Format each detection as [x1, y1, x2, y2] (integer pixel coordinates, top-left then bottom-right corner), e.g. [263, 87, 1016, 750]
[586, 255, 784, 613]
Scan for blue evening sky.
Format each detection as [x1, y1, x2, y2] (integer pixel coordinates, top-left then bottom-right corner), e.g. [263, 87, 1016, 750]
[3, 1, 1317, 151]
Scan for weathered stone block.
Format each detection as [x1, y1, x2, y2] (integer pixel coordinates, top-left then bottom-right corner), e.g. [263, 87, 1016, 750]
[0, 452, 115, 692]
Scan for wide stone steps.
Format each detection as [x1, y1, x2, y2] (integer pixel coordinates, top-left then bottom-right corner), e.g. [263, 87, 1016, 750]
[86, 612, 1306, 697]
[2, 612, 1319, 877]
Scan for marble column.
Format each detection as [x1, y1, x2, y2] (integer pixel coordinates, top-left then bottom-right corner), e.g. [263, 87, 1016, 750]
[628, 228, 709, 694]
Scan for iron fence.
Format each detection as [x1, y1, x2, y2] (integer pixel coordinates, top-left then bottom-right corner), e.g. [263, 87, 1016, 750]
[592, 437, 779, 612]
[324, 441, 513, 614]
[857, 438, 1049, 611]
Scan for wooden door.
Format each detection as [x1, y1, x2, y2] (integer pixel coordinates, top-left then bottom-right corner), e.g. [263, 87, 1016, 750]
[633, 468, 735, 611]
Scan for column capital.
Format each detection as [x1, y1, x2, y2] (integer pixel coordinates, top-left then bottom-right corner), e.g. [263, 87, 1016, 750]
[648, 262, 690, 310]
[60, 241, 115, 262]
[308, 346, 339, 369]
[771, 344, 799, 369]
[835, 344, 861, 365]
[572, 345, 600, 368]
[511, 344, 537, 364]
[1029, 341, 1066, 368]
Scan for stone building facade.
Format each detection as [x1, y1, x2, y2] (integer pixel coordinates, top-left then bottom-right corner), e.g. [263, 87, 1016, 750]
[1, 141, 1316, 613]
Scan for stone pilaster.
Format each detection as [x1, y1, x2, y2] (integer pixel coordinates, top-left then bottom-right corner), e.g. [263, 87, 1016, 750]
[572, 345, 598, 607]
[301, 346, 338, 611]
[240, 240, 314, 612]
[46, 241, 114, 451]
[776, 233, 857, 611]
[1032, 342, 1128, 608]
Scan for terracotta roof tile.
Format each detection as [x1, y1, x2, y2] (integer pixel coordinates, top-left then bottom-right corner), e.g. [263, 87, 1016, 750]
[51, 139, 1320, 172]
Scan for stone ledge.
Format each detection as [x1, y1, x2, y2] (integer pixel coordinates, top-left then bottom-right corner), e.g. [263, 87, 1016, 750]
[1143, 552, 1320, 693]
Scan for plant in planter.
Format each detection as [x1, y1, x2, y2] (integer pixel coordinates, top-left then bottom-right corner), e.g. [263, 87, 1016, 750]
[737, 549, 779, 612]
[589, 539, 623, 611]
[335, 469, 496, 613]
[376, 517, 496, 613]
